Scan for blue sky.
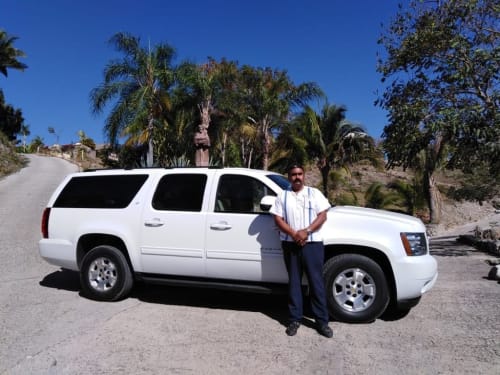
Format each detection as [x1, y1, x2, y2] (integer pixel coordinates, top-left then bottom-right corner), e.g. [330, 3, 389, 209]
[2, 0, 401, 146]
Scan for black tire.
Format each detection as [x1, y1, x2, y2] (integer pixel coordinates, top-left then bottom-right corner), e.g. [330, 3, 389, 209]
[323, 254, 389, 323]
[80, 245, 133, 301]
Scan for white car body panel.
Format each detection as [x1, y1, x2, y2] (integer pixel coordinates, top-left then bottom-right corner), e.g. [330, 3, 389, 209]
[39, 167, 438, 308]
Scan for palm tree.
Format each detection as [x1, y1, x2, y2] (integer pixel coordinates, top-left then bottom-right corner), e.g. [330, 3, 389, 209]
[238, 66, 322, 170]
[295, 103, 376, 196]
[175, 58, 239, 166]
[387, 178, 425, 215]
[364, 182, 401, 210]
[153, 105, 196, 166]
[0, 30, 27, 77]
[20, 124, 30, 152]
[90, 32, 176, 166]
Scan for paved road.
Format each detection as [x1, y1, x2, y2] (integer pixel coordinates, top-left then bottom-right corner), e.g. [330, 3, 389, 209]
[1, 155, 499, 374]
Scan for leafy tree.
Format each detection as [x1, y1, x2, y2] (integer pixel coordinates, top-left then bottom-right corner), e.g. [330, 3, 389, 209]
[377, 0, 499, 223]
[0, 29, 27, 77]
[48, 126, 59, 144]
[28, 135, 44, 153]
[77, 130, 96, 149]
[237, 66, 322, 170]
[90, 32, 176, 167]
[292, 103, 377, 196]
[175, 58, 239, 166]
[0, 90, 25, 142]
[20, 124, 30, 152]
[270, 117, 309, 172]
[153, 106, 196, 166]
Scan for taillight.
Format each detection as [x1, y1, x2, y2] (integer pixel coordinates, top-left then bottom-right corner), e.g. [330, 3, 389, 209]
[41, 207, 51, 238]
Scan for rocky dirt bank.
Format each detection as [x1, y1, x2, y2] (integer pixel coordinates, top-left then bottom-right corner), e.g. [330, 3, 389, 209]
[430, 200, 499, 237]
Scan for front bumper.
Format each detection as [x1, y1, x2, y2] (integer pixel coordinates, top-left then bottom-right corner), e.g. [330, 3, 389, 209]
[393, 254, 438, 301]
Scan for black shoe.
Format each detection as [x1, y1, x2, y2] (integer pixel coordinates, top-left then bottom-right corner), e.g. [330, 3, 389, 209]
[316, 324, 333, 338]
[286, 321, 300, 336]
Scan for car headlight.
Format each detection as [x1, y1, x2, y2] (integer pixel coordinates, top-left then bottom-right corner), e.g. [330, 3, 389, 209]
[400, 232, 428, 256]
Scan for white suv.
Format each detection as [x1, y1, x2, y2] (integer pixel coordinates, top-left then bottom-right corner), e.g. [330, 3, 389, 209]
[39, 167, 437, 323]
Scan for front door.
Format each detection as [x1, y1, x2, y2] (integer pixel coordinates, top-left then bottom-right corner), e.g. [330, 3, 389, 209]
[205, 173, 287, 282]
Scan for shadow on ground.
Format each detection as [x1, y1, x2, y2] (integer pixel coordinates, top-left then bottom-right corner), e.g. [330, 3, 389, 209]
[39, 269, 290, 325]
[39, 268, 80, 292]
[131, 281, 290, 325]
[429, 236, 477, 257]
[38, 268, 414, 325]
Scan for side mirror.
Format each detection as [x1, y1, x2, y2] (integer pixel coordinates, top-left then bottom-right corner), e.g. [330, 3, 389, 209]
[260, 195, 276, 212]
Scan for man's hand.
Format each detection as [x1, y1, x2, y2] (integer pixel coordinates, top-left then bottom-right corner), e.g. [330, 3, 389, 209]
[293, 229, 308, 247]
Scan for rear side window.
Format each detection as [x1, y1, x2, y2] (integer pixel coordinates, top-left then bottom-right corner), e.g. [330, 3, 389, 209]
[53, 175, 149, 208]
[152, 174, 207, 211]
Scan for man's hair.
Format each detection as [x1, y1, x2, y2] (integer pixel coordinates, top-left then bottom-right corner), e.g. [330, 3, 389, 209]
[287, 163, 304, 173]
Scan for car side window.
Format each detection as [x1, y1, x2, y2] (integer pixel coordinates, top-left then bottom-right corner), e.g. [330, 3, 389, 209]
[53, 175, 149, 209]
[152, 174, 207, 211]
[215, 174, 276, 214]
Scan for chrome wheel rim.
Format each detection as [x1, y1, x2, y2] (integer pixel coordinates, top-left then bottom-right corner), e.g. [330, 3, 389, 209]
[332, 267, 376, 312]
[88, 257, 118, 292]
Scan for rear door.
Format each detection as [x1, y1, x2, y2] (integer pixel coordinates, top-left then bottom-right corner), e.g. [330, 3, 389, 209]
[139, 171, 209, 276]
[204, 171, 287, 282]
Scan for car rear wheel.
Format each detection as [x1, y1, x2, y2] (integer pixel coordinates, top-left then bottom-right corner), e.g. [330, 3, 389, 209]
[323, 254, 389, 323]
[80, 245, 133, 301]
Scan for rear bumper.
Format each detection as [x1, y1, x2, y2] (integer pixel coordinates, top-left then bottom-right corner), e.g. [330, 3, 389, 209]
[39, 239, 78, 271]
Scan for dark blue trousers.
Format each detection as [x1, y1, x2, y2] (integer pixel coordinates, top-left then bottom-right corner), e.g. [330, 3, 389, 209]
[282, 241, 329, 325]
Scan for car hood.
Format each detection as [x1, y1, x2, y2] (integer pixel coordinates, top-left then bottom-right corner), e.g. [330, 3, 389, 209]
[328, 205, 426, 231]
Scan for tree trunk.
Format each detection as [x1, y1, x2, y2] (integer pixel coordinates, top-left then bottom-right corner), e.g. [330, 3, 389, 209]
[220, 132, 227, 167]
[194, 100, 211, 167]
[147, 117, 154, 167]
[319, 162, 330, 197]
[240, 137, 254, 168]
[262, 137, 270, 170]
[261, 117, 271, 170]
[425, 171, 442, 224]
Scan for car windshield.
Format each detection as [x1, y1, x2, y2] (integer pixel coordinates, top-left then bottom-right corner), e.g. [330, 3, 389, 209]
[266, 174, 290, 190]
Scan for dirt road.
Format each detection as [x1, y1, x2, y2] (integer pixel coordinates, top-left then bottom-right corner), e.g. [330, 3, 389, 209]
[1, 155, 498, 374]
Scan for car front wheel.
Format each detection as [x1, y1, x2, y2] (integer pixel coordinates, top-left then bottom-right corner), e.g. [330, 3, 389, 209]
[323, 254, 389, 323]
[80, 245, 133, 301]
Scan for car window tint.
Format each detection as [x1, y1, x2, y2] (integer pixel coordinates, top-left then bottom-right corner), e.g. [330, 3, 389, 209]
[54, 175, 149, 208]
[152, 174, 207, 211]
[215, 174, 276, 213]
[267, 173, 291, 190]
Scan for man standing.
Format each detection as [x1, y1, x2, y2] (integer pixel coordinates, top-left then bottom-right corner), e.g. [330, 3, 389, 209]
[270, 163, 333, 338]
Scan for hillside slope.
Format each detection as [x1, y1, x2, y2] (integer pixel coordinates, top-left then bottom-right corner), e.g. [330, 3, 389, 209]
[0, 132, 26, 177]
[303, 160, 498, 236]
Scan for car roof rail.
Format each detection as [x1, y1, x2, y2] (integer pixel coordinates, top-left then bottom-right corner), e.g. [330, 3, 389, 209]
[83, 165, 225, 172]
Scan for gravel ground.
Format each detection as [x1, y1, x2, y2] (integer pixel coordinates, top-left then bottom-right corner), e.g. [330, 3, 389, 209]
[0, 155, 499, 374]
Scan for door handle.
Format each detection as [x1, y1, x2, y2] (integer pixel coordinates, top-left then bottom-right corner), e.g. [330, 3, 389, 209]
[210, 221, 232, 230]
[144, 219, 164, 227]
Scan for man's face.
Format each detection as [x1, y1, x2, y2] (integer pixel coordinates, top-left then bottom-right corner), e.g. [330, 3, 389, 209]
[288, 167, 304, 191]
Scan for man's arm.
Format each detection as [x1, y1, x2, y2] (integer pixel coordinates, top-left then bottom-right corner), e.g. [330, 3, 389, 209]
[305, 209, 327, 234]
[292, 209, 328, 244]
[273, 210, 327, 246]
[273, 214, 299, 241]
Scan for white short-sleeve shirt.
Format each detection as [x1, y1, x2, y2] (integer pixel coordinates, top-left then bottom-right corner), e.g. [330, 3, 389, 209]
[270, 186, 331, 242]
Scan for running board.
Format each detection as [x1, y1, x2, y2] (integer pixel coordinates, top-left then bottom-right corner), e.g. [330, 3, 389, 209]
[135, 273, 288, 295]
